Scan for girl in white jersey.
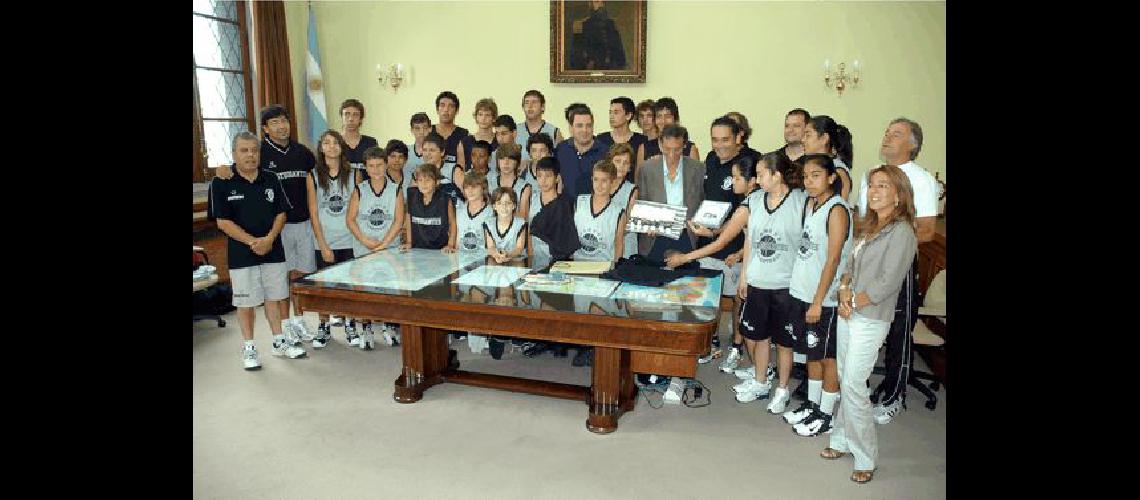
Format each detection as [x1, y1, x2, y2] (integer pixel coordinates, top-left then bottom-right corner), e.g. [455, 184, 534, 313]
[488, 143, 532, 219]
[346, 147, 405, 349]
[784, 154, 853, 437]
[665, 154, 800, 406]
[307, 130, 361, 349]
[456, 172, 492, 252]
[484, 187, 528, 263]
[607, 143, 639, 259]
[803, 115, 854, 200]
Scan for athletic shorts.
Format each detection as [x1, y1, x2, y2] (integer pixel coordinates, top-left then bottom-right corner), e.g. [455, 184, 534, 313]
[281, 222, 317, 273]
[315, 248, 355, 270]
[697, 257, 741, 296]
[739, 286, 794, 345]
[230, 262, 289, 308]
[789, 298, 838, 361]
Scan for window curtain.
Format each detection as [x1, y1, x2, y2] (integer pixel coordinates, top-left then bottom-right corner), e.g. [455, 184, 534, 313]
[251, 0, 297, 141]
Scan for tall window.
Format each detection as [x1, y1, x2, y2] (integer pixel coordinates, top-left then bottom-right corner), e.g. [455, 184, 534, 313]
[193, 0, 255, 182]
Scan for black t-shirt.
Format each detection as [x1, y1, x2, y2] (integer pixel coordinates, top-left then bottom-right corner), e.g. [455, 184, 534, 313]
[699, 151, 746, 259]
[741, 142, 763, 165]
[431, 125, 469, 165]
[595, 131, 647, 183]
[642, 138, 693, 161]
[260, 138, 316, 223]
[461, 134, 498, 169]
[344, 134, 380, 179]
[209, 168, 290, 269]
[407, 187, 452, 249]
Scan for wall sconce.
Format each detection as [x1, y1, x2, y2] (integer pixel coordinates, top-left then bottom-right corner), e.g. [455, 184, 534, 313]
[377, 63, 406, 92]
[824, 59, 860, 96]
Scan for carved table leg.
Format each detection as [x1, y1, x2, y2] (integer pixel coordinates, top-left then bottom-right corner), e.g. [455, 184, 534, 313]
[393, 325, 449, 403]
[587, 346, 635, 434]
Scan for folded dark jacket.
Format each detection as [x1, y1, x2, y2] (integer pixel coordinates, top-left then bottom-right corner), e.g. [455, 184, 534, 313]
[530, 191, 581, 260]
[601, 256, 717, 287]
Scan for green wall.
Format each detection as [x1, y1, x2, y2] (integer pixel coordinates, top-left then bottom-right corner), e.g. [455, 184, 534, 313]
[284, 0, 946, 186]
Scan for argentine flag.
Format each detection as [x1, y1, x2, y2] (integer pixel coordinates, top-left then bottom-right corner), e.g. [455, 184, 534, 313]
[304, 4, 328, 149]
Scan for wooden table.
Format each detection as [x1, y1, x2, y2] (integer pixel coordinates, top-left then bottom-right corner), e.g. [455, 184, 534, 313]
[291, 250, 720, 434]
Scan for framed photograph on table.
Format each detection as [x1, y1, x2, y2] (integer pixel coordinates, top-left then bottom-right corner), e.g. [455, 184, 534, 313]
[550, 0, 647, 83]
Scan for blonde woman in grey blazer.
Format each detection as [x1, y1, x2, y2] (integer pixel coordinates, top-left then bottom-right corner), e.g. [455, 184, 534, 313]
[821, 165, 918, 484]
[633, 125, 706, 256]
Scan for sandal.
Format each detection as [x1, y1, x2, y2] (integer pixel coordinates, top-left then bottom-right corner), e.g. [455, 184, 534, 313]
[850, 470, 874, 484]
[820, 448, 847, 460]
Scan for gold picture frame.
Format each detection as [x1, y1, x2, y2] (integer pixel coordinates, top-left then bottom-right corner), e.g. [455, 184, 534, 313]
[550, 0, 647, 83]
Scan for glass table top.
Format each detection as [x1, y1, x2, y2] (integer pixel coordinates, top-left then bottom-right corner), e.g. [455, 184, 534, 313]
[295, 248, 723, 324]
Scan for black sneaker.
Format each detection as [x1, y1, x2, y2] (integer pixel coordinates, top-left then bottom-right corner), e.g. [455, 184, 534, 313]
[523, 342, 548, 357]
[488, 339, 505, 360]
[572, 347, 593, 367]
[783, 399, 817, 425]
[792, 409, 833, 437]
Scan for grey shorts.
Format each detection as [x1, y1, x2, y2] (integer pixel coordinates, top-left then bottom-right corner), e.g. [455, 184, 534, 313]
[281, 222, 317, 273]
[697, 257, 741, 296]
[230, 262, 290, 308]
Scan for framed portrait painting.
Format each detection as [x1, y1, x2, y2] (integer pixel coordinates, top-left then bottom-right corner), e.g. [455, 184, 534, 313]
[550, 0, 647, 83]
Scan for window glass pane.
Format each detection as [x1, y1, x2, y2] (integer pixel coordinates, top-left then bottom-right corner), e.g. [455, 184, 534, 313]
[193, 0, 237, 21]
[202, 121, 251, 167]
[192, 16, 242, 70]
[196, 68, 248, 119]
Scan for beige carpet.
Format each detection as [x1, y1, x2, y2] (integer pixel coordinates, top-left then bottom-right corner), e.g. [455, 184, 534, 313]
[194, 309, 946, 499]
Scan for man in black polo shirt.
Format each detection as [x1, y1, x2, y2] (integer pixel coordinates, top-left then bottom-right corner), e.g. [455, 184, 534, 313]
[553, 103, 606, 196]
[209, 131, 307, 370]
[774, 108, 810, 162]
[691, 116, 750, 365]
[432, 91, 468, 169]
[214, 105, 319, 345]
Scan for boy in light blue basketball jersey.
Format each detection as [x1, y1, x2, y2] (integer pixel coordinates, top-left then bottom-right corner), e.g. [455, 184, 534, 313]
[346, 147, 405, 349]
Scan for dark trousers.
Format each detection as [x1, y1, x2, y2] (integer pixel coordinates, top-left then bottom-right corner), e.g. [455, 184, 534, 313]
[872, 258, 919, 405]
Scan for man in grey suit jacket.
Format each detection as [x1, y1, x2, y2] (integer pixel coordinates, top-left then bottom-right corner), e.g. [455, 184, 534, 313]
[634, 124, 706, 256]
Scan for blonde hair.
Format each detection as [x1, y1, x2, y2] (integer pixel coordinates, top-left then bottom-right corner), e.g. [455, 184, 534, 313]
[473, 98, 498, 120]
[857, 164, 916, 238]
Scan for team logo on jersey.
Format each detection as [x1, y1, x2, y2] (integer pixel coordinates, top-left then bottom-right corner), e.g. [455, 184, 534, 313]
[326, 195, 346, 215]
[721, 176, 733, 191]
[797, 230, 817, 259]
[227, 189, 244, 201]
[268, 161, 277, 170]
[755, 230, 790, 262]
[367, 207, 390, 229]
[461, 230, 481, 251]
[580, 229, 603, 255]
[265, 189, 274, 202]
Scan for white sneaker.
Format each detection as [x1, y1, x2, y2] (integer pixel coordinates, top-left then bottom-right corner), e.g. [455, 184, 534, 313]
[272, 339, 307, 359]
[291, 318, 316, 342]
[242, 345, 261, 370]
[874, 398, 905, 425]
[345, 322, 361, 347]
[734, 379, 771, 403]
[359, 324, 375, 350]
[733, 365, 756, 380]
[312, 324, 332, 349]
[329, 315, 345, 327]
[766, 364, 777, 384]
[792, 409, 833, 437]
[382, 324, 399, 346]
[663, 378, 685, 404]
[282, 321, 303, 346]
[718, 347, 743, 373]
[783, 399, 816, 425]
[766, 386, 791, 414]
